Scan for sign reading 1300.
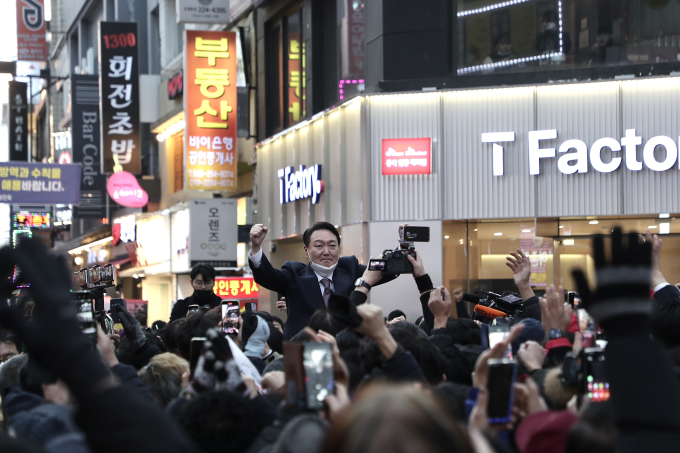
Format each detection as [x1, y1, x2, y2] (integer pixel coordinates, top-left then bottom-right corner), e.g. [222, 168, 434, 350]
[102, 33, 137, 49]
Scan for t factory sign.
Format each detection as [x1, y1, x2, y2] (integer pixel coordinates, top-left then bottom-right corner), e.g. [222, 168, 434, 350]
[483, 129, 680, 176]
[277, 165, 324, 205]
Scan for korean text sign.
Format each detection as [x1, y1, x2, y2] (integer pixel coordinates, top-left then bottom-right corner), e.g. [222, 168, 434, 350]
[381, 138, 432, 175]
[188, 199, 237, 267]
[16, 0, 47, 61]
[8, 81, 28, 161]
[185, 30, 238, 191]
[214, 277, 259, 300]
[0, 163, 81, 204]
[99, 22, 141, 174]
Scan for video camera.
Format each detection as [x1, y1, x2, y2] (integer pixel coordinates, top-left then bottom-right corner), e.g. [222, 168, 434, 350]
[369, 226, 430, 275]
[471, 288, 525, 324]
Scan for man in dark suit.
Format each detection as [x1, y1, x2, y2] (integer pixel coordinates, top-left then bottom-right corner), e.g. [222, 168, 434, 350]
[248, 221, 395, 339]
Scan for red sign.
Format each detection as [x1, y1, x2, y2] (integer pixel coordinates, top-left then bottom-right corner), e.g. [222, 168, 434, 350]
[16, 0, 47, 61]
[214, 277, 259, 300]
[107, 171, 148, 208]
[381, 138, 432, 175]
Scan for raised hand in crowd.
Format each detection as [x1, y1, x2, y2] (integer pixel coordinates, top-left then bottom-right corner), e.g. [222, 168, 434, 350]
[249, 223, 269, 255]
[428, 287, 451, 329]
[641, 228, 667, 289]
[406, 249, 426, 278]
[276, 296, 287, 312]
[506, 249, 536, 300]
[115, 304, 147, 349]
[517, 340, 546, 372]
[355, 304, 398, 360]
[539, 284, 573, 334]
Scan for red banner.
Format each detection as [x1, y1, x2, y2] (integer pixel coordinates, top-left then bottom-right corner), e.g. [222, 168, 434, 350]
[381, 138, 432, 175]
[214, 276, 259, 300]
[185, 30, 238, 191]
[16, 0, 47, 62]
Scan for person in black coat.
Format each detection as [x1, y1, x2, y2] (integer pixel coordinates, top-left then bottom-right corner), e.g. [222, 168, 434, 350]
[170, 264, 223, 322]
[248, 222, 397, 339]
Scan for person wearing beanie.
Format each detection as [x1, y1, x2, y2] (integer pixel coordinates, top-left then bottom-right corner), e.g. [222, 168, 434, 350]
[240, 312, 270, 374]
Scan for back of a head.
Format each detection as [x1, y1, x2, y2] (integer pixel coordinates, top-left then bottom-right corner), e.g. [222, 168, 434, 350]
[566, 402, 616, 453]
[163, 318, 186, 355]
[308, 309, 343, 336]
[387, 310, 406, 322]
[176, 311, 219, 359]
[138, 353, 189, 408]
[650, 295, 680, 348]
[336, 328, 361, 353]
[322, 384, 473, 453]
[389, 321, 427, 340]
[178, 390, 263, 453]
[445, 318, 481, 346]
[417, 338, 446, 385]
[135, 312, 148, 327]
[433, 382, 468, 422]
[0, 353, 27, 397]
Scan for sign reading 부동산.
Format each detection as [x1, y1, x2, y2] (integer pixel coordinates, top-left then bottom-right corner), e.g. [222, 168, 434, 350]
[0, 163, 81, 204]
[99, 22, 141, 174]
[189, 199, 237, 267]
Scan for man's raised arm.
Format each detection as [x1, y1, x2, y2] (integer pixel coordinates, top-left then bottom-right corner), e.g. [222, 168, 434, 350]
[248, 224, 291, 294]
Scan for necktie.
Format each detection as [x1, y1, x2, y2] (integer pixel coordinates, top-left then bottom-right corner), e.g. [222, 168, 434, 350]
[321, 278, 332, 307]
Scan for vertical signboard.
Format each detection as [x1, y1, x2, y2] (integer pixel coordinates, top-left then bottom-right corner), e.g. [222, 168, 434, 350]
[16, 0, 47, 62]
[185, 30, 238, 192]
[8, 81, 29, 162]
[188, 199, 237, 267]
[99, 22, 141, 174]
[72, 75, 106, 218]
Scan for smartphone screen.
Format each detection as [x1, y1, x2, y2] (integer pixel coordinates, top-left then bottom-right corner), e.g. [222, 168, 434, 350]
[73, 293, 97, 345]
[303, 343, 335, 410]
[487, 325, 512, 358]
[221, 301, 239, 335]
[583, 348, 609, 403]
[486, 359, 517, 423]
[403, 226, 430, 243]
[578, 309, 597, 332]
[368, 259, 386, 271]
[189, 337, 207, 377]
[187, 304, 200, 317]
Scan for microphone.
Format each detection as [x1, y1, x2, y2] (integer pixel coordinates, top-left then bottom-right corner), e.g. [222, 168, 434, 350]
[462, 293, 482, 304]
[474, 305, 507, 320]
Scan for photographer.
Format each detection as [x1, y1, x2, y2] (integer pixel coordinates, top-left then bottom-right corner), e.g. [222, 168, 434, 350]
[248, 222, 397, 339]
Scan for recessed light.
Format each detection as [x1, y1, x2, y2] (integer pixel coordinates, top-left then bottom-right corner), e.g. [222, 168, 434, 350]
[589, 221, 599, 225]
[559, 225, 564, 229]
[563, 239, 575, 246]
[660, 213, 670, 218]
[521, 229, 531, 233]
[444, 236, 449, 239]
[474, 229, 478, 231]
[494, 232, 502, 236]
[648, 226, 657, 229]
[660, 223, 670, 234]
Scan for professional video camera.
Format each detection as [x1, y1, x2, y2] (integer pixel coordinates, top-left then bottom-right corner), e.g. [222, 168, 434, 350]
[470, 288, 525, 324]
[73, 264, 116, 334]
[368, 226, 430, 275]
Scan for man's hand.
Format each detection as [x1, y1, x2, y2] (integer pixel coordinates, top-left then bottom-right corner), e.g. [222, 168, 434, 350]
[261, 371, 285, 394]
[517, 341, 545, 372]
[249, 224, 269, 255]
[355, 257, 384, 296]
[355, 304, 398, 360]
[114, 305, 146, 350]
[472, 324, 525, 388]
[452, 288, 464, 303]
[407, 251, 425, 278]
[539, 284, 573, 334]
[275, 297, 287, 313]
[386, 316, 405, 326]
[428, 287, 452, 329]
[641, 229, 666, 289]
[96, 324, 119, 368]
[506, 249, 535, 300]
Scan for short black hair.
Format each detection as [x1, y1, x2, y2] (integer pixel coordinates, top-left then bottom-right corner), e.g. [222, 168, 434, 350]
[175, 311, 220, 359]
[190, 264, 216, 282]
[445, 318, 481, 346]
[308, 309, 343, 336]
[270, 315, 285, 331]
[387, 310, 407, 322]
[303, 222, 341, 248]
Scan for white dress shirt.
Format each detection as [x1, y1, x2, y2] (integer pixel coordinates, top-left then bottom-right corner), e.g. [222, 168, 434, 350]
[249, 248, 335, 296]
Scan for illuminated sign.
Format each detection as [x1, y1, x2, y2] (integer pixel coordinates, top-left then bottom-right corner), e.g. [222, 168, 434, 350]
[482, 129, 680, 175]
[13, 212, 51, 229]
[0, 162, 81, 204]
[107, 171, 149, 208]
[167, 70, 183, 100]
[381, 138, 432, 175]
[277, 165, 324, 204]
[214, 276, 259, 300]
[185, 30, 238, 191]
[112, 215, 136, 245]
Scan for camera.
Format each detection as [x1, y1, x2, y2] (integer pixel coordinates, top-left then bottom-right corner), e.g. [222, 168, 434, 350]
[472, 288, 525, 323]
[73, 264, 115, 327]
[373, 226, 430, 275]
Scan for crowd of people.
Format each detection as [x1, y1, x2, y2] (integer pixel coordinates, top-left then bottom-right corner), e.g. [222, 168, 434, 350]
[0, 223, 679, 453]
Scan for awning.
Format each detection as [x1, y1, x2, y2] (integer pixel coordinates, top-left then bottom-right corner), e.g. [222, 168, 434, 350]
[108, 257, 130, 269]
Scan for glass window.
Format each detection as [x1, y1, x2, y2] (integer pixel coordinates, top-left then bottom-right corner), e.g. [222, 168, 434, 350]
[456, 0, 680, 76]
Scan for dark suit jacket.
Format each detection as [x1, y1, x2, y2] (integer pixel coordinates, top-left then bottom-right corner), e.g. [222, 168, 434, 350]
[250, 253, 380, 339]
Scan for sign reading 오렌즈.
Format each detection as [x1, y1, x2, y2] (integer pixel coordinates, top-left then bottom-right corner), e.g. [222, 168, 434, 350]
[185, 30, 238, 191]
[189, 199, 237, 267]
[99, 22, 141, 174]
[0, 163, 81, 204]
[381, 138, 432, 175]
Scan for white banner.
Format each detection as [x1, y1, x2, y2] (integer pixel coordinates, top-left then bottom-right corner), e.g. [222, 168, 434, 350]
[189, 198, 237, 267]
[176, 0, 230, 24]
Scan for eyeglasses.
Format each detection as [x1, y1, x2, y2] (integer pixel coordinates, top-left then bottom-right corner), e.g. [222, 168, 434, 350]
[192, 280, 214, 289]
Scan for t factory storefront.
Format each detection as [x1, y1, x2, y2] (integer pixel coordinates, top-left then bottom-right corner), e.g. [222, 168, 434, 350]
[255, 76, 680, 320]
